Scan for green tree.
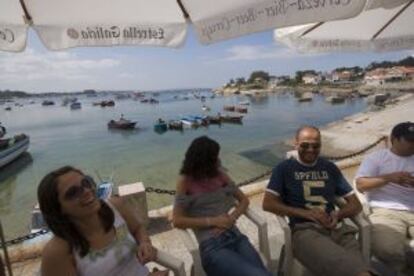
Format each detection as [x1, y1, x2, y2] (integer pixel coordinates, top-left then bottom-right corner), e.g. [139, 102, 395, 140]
[247, 71, 270, 83]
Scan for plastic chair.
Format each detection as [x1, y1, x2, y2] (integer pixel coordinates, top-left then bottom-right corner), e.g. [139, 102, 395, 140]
[175, 207, 270, 276]
[153, 250, 186, 276]
[271, 198, 370, 276]
[0, 221, 12, 276]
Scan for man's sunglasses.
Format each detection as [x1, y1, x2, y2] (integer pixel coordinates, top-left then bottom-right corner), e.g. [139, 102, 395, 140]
[299, 142, 321, 150]
[63, 175, 96, 201]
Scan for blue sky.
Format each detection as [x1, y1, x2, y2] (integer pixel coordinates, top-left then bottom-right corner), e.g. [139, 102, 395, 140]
[0, 27, 412, 93]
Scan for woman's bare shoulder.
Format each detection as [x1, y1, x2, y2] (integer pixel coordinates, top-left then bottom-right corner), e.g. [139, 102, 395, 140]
[43, 236, 72, 258]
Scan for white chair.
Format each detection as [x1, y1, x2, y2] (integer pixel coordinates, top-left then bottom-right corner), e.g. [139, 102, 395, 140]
[175, 207, 271, 276]
[353, 180, 414, 276]
[271, 198, 370, 276]
[153, 250, 186, 276]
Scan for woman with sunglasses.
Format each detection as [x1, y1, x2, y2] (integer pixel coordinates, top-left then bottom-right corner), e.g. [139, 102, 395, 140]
[38, 166, 167, 276]
[172, 136, 271, 276]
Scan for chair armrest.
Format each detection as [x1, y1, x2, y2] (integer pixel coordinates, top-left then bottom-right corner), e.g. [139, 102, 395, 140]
[276, 215, 293, 276]
[350, 213, 371, 263]
[175, 228, 205, 276]
[156, 250, 186, 276]
[244, 207, 270, 263]
[335, 197, 371, 263]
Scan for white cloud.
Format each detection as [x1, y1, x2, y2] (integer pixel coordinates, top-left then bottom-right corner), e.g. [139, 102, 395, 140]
[0, 48, 120, 89]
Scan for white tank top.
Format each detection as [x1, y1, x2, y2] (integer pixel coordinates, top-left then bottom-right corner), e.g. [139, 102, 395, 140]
[74, 200, 149, 276]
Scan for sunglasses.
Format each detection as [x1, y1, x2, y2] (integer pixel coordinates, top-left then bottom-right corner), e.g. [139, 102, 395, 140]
[63, 175, 96, 201]
[299, 142, 321, 150]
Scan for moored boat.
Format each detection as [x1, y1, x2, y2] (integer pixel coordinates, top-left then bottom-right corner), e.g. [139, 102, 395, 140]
[223, 105, 235, 111]
[154, 119, 168, 133]
[108, 116, 136, 130]
[220, 115, 243, 124]
[41, 100, 55, 106]
[0, 134, 30, 169]
[235, 106, 248, 113]
[206, 115, 222, 124]
[70, 102, 82, 110]
[168, 120, 184, 130]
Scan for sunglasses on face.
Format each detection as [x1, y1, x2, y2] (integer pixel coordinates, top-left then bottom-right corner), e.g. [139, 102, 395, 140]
[63, 175, 96, 201]
[299, 142, 321, 150]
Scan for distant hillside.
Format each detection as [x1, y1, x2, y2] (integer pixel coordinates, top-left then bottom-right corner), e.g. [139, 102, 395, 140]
[367, 56, 414, 70]
[0, 90, 29, 98]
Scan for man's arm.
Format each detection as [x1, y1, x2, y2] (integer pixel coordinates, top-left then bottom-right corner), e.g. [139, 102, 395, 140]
[262, 191, 330, 225]
[356, 171, 414, 192]
[335, 194, 362, 220]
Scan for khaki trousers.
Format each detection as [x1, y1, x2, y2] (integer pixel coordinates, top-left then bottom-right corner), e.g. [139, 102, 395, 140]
[292, 222, 371, 276]
[370, 207, 414, 274]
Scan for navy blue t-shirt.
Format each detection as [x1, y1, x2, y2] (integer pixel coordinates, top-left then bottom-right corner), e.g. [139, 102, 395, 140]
[266, 157, 353, 226]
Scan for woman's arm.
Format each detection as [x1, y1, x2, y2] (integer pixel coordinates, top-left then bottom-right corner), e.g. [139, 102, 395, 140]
[228, 186, 249, 222]
[109, 196, 155, 263]
[41, 237, 77, 276]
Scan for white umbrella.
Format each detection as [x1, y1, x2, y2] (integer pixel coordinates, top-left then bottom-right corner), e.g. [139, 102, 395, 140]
[181, 0, 367, 45]
[0, 0, 369, 52]
[275, 0, 414, 52]
[0, 0, 28, 52]
[25, 0, 188, 50]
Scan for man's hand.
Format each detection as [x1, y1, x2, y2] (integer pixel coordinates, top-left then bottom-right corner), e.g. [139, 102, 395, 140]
[326, 211, 339, 229]
[301, 208, 331, 227]
[137, 240, 157, 264]
[386, 171, 414, 187]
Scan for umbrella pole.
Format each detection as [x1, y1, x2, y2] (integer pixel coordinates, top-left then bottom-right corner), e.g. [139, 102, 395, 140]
[0, 221, 12, 276]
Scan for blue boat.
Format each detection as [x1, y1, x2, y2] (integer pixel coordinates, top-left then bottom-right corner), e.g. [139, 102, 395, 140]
[154, 119, 168, 133]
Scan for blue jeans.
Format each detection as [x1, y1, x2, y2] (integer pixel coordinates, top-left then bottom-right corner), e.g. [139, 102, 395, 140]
[199, 227, 272, 276]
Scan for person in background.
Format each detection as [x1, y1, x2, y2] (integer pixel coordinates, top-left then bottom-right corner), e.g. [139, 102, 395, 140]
[355, 121, 414, 275]
[263, 125, 376, 276]
[172, 136, 271, 276]
[38, 166, 167, 276]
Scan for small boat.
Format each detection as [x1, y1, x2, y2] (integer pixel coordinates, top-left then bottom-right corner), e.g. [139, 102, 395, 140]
[41, 100, 55, 106]
[104, 100, 115, 107]
[200, 96, 206, 102]
[235, 106, 248, 113]
[298, 93, 313, 102]
[154, 120, 168, 133]
[0, 134, 30, 168]
[5, 106, 11, 111]
[326, 96, 345, 104]
[206, 115, 222, 124]
[238, 100, 250, 105]
[108, 117, 137, 129]
[220, 115, 243, 124]
[149, 98, 159, 104]
[181, 116, 200, 128]
[70, 102, 81, 110]
[223, 105, 235, 111]
[168, 120, 184, 130]
[202, 105, 211, 112]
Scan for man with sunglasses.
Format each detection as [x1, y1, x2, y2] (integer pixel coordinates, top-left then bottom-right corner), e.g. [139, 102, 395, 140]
[263, 126, 375, 276]
[355, 121, 414, 275]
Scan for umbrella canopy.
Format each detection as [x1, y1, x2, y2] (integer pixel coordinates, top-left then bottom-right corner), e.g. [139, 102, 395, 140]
[275, 0, 414, 52]
[0, 0, 369, 52]
[0, 0, 28, 52]
[181, 0, 367, 44]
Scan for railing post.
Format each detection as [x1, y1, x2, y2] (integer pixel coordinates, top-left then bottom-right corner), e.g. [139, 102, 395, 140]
[118, 182, 149, 227]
